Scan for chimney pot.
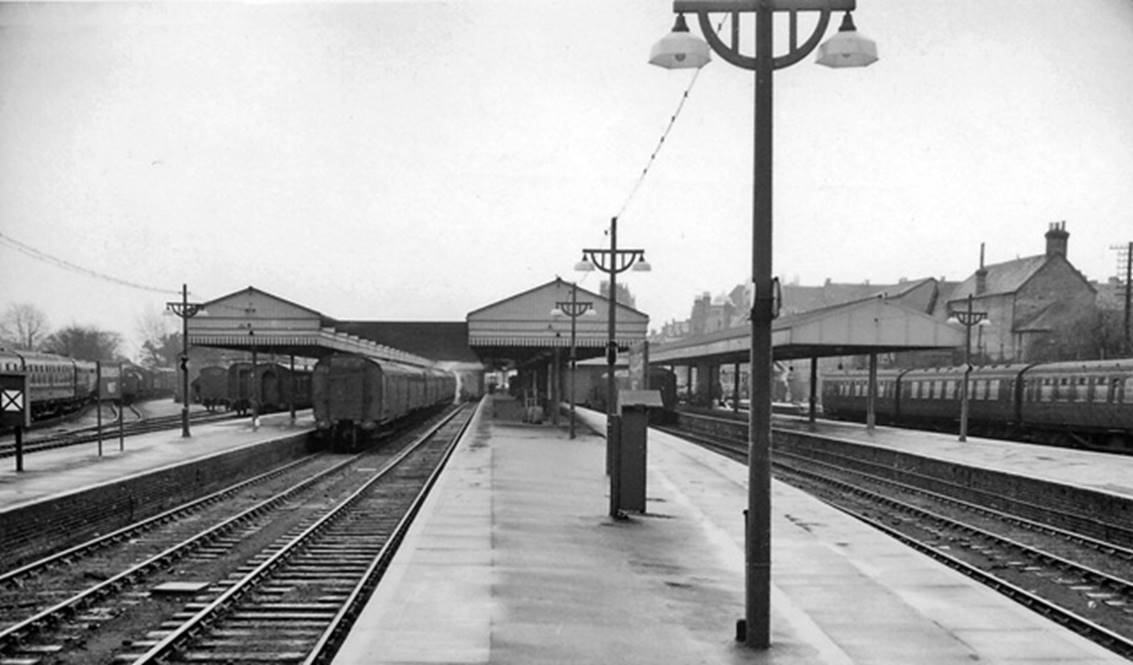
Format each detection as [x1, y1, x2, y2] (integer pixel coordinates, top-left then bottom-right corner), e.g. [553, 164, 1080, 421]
[1044, 221, 1069, 258]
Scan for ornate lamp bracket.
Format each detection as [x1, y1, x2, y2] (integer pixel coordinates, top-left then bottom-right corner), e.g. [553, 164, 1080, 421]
[692, 7, 832, 70]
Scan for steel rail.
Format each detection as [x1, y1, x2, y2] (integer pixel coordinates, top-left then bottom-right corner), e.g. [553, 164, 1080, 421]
[126, 404, 471, 664]
[0, 450, 367, 649]
[777, 458, 1133, 601]
[0, 453, 320, 587]
[838, 502, 1133, 659]
[773, 447, 1133, 563]
[301, 403, 476, 664]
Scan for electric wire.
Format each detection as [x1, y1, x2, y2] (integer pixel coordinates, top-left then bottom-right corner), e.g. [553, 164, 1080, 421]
[613, 13, 728, 221]
[0, 230, 183, 296]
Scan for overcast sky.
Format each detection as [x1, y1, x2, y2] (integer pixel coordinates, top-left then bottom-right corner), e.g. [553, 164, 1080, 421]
[3, 0, 1132, 358]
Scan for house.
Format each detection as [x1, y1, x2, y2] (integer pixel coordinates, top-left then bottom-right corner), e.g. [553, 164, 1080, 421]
[936, 222, 1096, 362]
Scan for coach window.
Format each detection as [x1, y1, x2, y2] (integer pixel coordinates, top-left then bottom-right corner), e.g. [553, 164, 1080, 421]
[1075, 377, 1087, 402]
[1094, 377, 1110, 403]
[944, 380, 955, 400]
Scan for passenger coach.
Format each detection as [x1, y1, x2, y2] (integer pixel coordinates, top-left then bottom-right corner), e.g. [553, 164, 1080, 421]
[311, 353, 456, 448]
[822, 359, 1133, 450]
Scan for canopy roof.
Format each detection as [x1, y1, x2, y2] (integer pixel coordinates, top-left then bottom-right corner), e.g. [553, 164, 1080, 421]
[650, 296, 965, 365]
[187, 286, 436, 366]
[467, 278, 648, 369]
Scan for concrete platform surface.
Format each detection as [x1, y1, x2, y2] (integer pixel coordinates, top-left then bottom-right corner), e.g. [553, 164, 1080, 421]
[0, 410, 313, 514]
[332, 398, 1125, 664]
[775, 416, 1133, 499]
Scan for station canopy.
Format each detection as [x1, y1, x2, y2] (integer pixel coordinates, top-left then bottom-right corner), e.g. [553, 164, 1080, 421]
[187, 286, 437, 366]
[650, 295, 966, 366]
[466, 278, 649, 370]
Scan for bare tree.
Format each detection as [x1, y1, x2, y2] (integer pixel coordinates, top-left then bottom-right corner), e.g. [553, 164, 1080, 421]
[0, 303, 50, 349]
[136, 310, 180, 368]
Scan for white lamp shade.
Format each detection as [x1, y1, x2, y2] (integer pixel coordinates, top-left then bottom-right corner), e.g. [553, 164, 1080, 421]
[574, 259, 595, 272]
[816, 15, 878, 69]
[632, 259, 652, 272]
[649, 28, 710, 69]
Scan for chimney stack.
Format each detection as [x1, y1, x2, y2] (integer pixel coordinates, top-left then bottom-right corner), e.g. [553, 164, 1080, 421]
[975, 242, 988, 295]
[1045, 221, 1069, 258]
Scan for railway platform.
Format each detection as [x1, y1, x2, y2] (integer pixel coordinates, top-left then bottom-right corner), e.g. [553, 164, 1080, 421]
[0, 409, 313, 515]
[773, 415, 1133, 500]
[331, 394, 1125, 665]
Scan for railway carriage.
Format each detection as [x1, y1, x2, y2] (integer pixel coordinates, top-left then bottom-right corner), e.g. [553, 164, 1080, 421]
[821, 358, 1133, 451]
[894, 366, 966, 425]
[0, 349, 97, 419]
[195, 365, 231, 411]
[311, 353, 456, 448]
[227, 362, 254, 414]
[962, 364, 1027, 437]
[1016, 359, 1133, 448]
[254, 362, 313, 412]
[821, 368, 902, 423]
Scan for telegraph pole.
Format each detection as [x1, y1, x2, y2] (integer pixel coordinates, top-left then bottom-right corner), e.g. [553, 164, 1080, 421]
[1114, 242, 1132, 355]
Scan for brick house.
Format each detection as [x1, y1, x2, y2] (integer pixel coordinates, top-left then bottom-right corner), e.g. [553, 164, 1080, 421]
[935, 222, 1096, 362]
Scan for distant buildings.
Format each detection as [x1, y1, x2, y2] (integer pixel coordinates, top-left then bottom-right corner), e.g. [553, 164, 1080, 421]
[653, 222, 1117, 365]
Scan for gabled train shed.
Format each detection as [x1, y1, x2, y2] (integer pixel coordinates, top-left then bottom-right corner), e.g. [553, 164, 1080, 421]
[185, 286, 486, 400]
[465, 278, 648, 411]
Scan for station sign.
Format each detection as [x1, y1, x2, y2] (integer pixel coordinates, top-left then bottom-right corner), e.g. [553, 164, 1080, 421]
[99, 363, 121, 401]
[0, 373, 30, 428]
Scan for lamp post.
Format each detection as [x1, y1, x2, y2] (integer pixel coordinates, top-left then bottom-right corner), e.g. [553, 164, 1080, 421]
[651, 0, 876, 648]
[551, 283, 596, 440]
[947, 293, 989, 442]
[166, 284, 205, 438]
[576, 215, 650, 519]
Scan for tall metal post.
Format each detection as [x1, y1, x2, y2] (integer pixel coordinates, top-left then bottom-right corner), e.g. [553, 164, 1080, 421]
[745, 3, 774, 645]
[179, 284, 190, 436]
[949, 293, 987, 442]
[570, 287, 579, 439]
[606, 216, 621, 517]
[554, 283, 594, 440]
[1124, 242, 1132, 354]
[578, 216, 649, 518]
[166, 284, 204, 438]
[1126, 241, 1132, 355]
[657, 0, 871, 649]
[250, 331, 259, 431]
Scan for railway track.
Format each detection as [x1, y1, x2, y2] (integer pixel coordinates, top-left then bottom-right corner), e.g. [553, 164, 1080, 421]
[0, 403, 476, 664]
[660, 424, 1133, 659]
